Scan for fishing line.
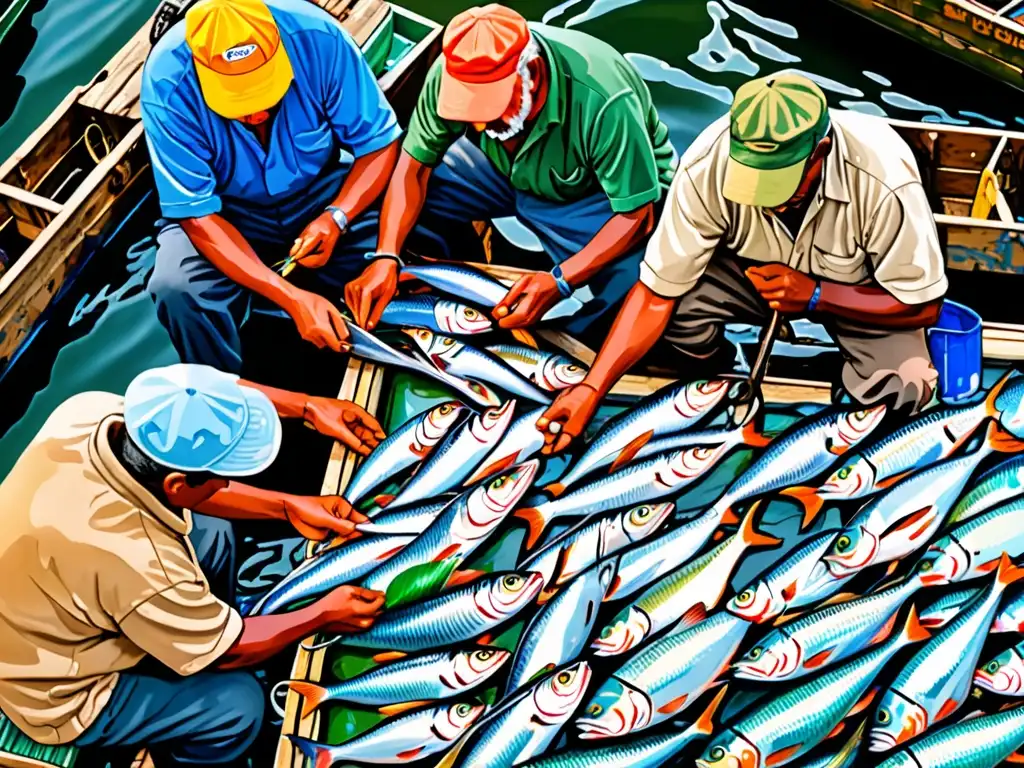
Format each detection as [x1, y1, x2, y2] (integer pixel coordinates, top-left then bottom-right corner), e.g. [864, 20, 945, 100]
[269, 680, 294, 719]
[300, 634, 342, 652]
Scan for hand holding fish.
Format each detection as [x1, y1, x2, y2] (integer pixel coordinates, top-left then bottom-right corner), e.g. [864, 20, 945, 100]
[303, 397, 386, 456]
[494, 272, 561, 329]
[318, 585, 386, 633]
[537, 383, 601, 454]
[290, 211, 340, 270]
[745, 264, 817, 313]
[285, 289, 352, 353]
[283, 494, 368, 542]
[344, 258, 400, 329]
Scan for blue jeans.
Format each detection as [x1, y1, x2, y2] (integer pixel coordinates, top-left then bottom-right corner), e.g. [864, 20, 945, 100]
[75, 516, 263, 767]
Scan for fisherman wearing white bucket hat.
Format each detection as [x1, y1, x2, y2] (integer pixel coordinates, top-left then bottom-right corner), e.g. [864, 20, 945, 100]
[0, 364, 387, 765]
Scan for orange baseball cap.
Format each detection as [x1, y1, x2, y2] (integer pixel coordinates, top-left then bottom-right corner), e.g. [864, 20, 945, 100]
[438, 4, 530, 123]
[185, 0, 294, 120]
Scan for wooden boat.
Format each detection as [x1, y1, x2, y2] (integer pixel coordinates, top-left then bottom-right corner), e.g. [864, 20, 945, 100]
[829, 0, 1024, 90]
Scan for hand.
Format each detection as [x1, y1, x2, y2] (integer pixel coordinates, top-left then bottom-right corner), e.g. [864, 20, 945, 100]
[317, 585, 385, 633]
[286, 289, 351, 353]
[304, 397, 386, 456]
[536, 383, 601, 455]
[344, 258, 399, 329]
[290, 212, 342, 270]
[283, 495, 369, 541]
[744, 264, 817, 313]
[493, 272, 562, 329]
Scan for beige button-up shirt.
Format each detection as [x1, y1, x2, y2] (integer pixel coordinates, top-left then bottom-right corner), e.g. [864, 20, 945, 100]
[640, 109, 948, 306]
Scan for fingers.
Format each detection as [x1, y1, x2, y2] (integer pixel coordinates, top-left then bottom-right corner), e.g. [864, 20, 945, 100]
[348, 509, 370, 524]
[365, 284, 392, 331]
[338, 424, 372, 456]
[325, 307, 350, 353]
[493, 279, 528, 320]
[496, 301, 533, 329]
[344, 402, 385, 438]
[356, 285, 373, 328]
[347, 586, 386, 604]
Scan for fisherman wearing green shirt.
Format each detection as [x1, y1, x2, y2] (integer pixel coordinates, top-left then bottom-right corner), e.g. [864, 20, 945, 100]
[345, 3, 675, 335]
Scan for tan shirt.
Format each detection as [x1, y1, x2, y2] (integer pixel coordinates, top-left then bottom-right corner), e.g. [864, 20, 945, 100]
[0, 392, 242, 744]
[641, 109, 948, 305]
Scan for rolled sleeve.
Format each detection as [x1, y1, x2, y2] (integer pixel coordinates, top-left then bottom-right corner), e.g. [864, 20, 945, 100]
[590, 91, 661, 213]
[868, 183, 948, 305]
[402, 59, 464, 167]
[118, 581, 242, 675]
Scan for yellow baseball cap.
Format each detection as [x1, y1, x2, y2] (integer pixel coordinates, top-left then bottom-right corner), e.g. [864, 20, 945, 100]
[185, 0, 294, 120]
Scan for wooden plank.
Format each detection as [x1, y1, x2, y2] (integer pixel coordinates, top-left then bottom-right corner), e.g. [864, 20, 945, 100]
[0, 184, 63, 216]
[0, 88, 82, 190]
[0, 756, 69, 768]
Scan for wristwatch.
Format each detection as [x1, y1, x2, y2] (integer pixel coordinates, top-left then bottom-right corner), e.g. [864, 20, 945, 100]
[551, 264, 573, 298]
[326, 205, 348, 233]
[363, 251, 405, 268]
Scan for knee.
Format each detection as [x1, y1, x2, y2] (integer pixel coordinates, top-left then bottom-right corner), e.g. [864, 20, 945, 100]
[148, 228, 199, 311]
[193, 672, 265, 762]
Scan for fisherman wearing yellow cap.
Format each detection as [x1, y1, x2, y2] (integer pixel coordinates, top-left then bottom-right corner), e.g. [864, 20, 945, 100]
[141, 0, 402, 373]
[538, 74, 949, 451]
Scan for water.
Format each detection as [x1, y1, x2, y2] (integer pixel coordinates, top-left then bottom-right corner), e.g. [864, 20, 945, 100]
[2, 0, 1023, 478]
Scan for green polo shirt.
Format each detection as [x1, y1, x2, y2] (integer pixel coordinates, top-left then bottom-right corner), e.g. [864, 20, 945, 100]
[403, 24, 675, 213]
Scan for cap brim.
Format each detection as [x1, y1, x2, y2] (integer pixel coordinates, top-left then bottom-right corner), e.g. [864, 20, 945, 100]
[438, 68, 518, 123]
[195, 43, 294, 120]
[723, 156, 806, 208]
[207, 387, 282, 476]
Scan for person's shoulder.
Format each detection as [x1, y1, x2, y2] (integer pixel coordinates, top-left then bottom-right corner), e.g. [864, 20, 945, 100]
[832, 109, 921, 190]
[532, 23, 635, 95]
[40, 392, 124, 439]
[679, 114, 730, 172]
[142, 23, 194, 103]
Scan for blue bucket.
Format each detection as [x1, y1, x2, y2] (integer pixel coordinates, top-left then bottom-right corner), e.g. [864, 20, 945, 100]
[927, 300, 982, 404]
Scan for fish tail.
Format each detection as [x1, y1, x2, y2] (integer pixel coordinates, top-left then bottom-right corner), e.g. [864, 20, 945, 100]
[288, 736, 335, 768]
[741, 419, 773, 448]
[288, 681, 330, 720]
[693, 685, 729, 736]
[986, 369, 1016, 416]
[985, 419, 1024, 454]
[778, 486, 825, 530]
[466, 453, 518, 486]
[543, 482, 567, 498]
[900, 604, 931, 645]
[511, 329, 539, 349]
[996, 552, 1024, 588]
[515, 507, 549, 550]
[740, 502, 782, 550]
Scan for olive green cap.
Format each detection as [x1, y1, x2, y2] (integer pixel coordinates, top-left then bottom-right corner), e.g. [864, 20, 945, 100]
[723, 73, 831, 208]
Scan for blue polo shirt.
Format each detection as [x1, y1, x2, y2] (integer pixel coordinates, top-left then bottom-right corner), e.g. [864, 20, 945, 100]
[140, 0, 400, 241]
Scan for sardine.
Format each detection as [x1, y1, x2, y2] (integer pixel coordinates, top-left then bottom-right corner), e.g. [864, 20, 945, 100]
[435, 662, 591, 768]
[289, 700, 485, 765]
[975, 639, 1024, 697]
[733, 576, 922, 682]
[874, 705, 1024, 768]
[993, 589, 1024, 632]
[918, 587, 980, 630]
[484, 344, 588, 391]
[382, 401, 517, 510]
[506, 561, 615, 695]
[871, 556, 1024, 752]
[361, 462, 539, 592]
[520, 502, 674, 596]
[355, 498, 452, 536]
[696, 608, 930, 768]
[947, 453, 1024, 526]
[578, 611, 748, 738]
[248, 534, 414, 616]
[916, 497, 1024, 585]
[342, 571, 543, 652]
[464, 406, 548, 486]
[516, 443, 737, 550]
[285, 648, 509, 718]
[547, 379, 731, 495]
[379, 296, 493, 335]
[345, 402, 467, 506]
[726, 531, 852, 625]
[404, 329, 552, 404]
[592, 505, 780, 657]
[795, 721, 865, 768]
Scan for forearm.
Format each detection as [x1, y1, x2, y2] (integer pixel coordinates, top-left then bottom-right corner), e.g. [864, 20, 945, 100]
[559, 204, 656, 287]
[181, 215, 296, 309]
[218, 605, 322, 669]
[377, 151, 432, 256]
[583, 282, 677, 395]
[193, 482, 287, 522]
[237, 378, 307, 419]
[329, 141, 400, 223]
[816, 281, 942, 328]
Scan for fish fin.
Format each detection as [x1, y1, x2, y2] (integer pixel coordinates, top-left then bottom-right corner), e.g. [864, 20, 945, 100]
[847, 686, 880, 719]
[288, 736, 333, 768]
[466, 453, 518, 486]
[885, 560, 901, 578]
[876, 471, 913, 490]
[901, 604, 931, 645]
[825, 721, 845, 741]
[719, 507, 741, 527]
[287, 682, 329, 720]
[712, 530, 725, 542]
[818, 592, 860, 609]
[609, 431, 655, 474]
[1006, 754, 1024, 765]
[831, 720, 867, 765]
[445, 569, 485, 589]
[397, 747, 425, 760]
[433, 543, 462, 563]
[935, 698, 960, 722]
[779, 487, 825, 530]
[773, 611, 806, 626]
[372, 651, 407, 663]
[766, 745, 803, 766]
[515, 507, 548, 550]
[742, 419, 773, 448]
[780, 581, 797, 602]
[511, 329, 538, 349]
[693, 685, 729, 736]
[544, 482, 566, 498]
[868, 612, 900, 646]
[375, 494, 396, 508]
[977, 557, 1001, 574]
[656, 693, 688, 715]
[605, 575, 622, 601]
[477, 633, 494, 646]
[985, 419, 1024, 454]
[880, 506, 936, 542]
[676, 603, 709, 631]
[537, 587, 560, 604]
[803, 649, 834, 670]
[986, 369, 1016, 416]
[997, 552, 1024, 587]
[433, 735, 469, 768]
[379, 701, 430, 717]
[376, 545, 408, 561]
[740, 502, 783, 549]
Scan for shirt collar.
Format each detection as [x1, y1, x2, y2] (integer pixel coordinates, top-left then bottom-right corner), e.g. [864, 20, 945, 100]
[89, 415, 192, 535]
[822, 115, 851, 204]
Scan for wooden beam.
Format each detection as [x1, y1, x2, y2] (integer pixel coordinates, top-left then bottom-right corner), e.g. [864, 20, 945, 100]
[0, 184, 63, 215]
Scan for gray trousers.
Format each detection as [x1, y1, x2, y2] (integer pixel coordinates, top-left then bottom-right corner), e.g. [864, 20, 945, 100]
[666, 254, 938, 415]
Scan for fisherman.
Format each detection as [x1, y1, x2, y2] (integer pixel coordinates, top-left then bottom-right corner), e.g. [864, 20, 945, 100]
[538, 73, 949, 450]
[344, 3, 675, 336]
[141, 0, 403, 373]
[0, 364, 387, 766]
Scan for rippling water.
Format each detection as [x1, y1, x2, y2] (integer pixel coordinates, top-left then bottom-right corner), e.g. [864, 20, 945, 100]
[0, 0, 1021, 477]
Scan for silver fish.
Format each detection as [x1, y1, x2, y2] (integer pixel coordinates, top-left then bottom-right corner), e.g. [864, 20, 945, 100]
[361, 462, 539, 592]
[918, 587, 980, 630]
[384, 400, 517, 510]
[345, 402, 467, 506]
[464, 406, 548, 487]
[874, 705, 1024, 768]
[343, 571, 543, 652]
[547, 379, 731, 494]
[975, 639, 1024, 697]
[379, 296, 493, 335]
[947, 453, 1024, 526]
[289, 700, 485, 765]
[485, 344, 588, 391]
[993, 589, 1024, 633]
[794, 721, 865, 768]
[248, 534, 414, 616]
[916, 497, 1024, 586]
[355, 498, 453, 536]
[506, 561, 615, 695]
[405, 329, 552, 404]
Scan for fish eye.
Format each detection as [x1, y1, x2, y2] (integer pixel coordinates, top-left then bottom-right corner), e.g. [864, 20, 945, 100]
[918, 560, 933, 572]
[876, 708, 891, 724]
[456, 703, 472, 716]
[737, 589, 754, 605]
[557, 671, 572, 685]
[709, 746, 726, 761]
[439, 403, 453, 414]
[748, 647, 762, 659]
[503, 575, 522, 589]
[587, 703, 602, 716]
[987, 660, 1001, 674]
[835, 535, 852, 552]
[567, 365, 581, 372]
[855, 410, 868, 419]
[490, 476, 508, 490]
[475, 650, 494, 660]
[465, 308, 479, 319]
[443, 338, 456, 347]
[601, 626, 613, 639]
[838, 467, 851, 480]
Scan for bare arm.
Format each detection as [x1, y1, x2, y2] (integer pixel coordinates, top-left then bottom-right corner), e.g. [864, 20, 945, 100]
[378, 150, 433, 257]
[329, 141, 400, 226]
[559, 204, 656, 287]
[817, 282, 942, 328]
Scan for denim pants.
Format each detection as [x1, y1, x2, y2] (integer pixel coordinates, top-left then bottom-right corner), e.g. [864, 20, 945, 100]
[74, 516, 264, 767]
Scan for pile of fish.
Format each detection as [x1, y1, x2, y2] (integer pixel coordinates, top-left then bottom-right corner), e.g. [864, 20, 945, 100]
[254, 264, 1024, 767]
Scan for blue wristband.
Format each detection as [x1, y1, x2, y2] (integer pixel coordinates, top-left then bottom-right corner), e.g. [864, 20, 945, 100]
[551, 264, 573, 298]
[807, 282, 822, 312]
